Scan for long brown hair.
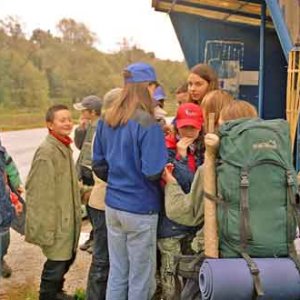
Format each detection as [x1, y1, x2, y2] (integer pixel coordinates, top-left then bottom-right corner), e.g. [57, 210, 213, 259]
[201, 90, 234, 132]
[104, 82, 154, 127]
[189, 63, 219, 101]
[220, 100, 258, 122]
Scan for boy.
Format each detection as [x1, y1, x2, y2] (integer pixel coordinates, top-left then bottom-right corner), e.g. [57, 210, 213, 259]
[73, 95, 102, 253]
[0, 143, 15, 279]
[0, 140, 23, 278]
[25, 104, 82, 300]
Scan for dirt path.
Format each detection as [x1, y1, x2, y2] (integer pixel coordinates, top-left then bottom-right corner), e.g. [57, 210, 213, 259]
[0, 221, 92, 299]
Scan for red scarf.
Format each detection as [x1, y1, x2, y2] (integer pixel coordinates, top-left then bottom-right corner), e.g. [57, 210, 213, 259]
[49, 130, 72, 147]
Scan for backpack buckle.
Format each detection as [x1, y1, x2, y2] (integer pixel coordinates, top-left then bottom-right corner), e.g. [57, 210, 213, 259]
[249, 264, 259, 275]
[240, 171, 249, 187]
[287, 171, 294, 186]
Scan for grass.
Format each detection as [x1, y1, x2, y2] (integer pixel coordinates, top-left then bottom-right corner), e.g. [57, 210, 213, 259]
[2, 284, 86, 300]
[0, 108, 80, 131]
[2, 283, 38, 300]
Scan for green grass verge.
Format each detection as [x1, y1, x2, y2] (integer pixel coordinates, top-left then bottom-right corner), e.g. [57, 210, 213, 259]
[0, 108, 80, 131]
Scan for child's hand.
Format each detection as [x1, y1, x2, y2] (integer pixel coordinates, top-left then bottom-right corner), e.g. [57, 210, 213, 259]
[177, 137, 195, 158]
[162, 163, 176, 184]
[10, 191, 23, 215]
[17, 185, 25, 195]
[204, 133, 220, 154]
[14, 201, 23, 215]
[79, 116, 89, 129]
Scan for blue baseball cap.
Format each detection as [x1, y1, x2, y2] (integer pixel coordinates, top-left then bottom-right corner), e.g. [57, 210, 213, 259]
[124, 62, 157, 83]
[153, 86, 166, 101]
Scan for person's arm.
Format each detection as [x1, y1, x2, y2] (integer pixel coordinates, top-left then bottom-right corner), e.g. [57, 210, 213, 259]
[92, 121, 109, 182]
[0, 152, 15, 228]
[74, 126, 87, 150]
[140, 124, 168, 181]
[163, 166, 204, 227]
[4, 151, 22, 191]
[25, 156, 56, 246]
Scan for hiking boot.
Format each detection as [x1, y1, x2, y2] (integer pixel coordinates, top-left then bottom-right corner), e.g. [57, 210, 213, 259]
[56, 291, 74, 300]
[1, 259, 12, 278]
[79, 238, 93, 251]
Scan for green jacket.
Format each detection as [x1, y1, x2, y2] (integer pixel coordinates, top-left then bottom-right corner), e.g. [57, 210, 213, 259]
[165, 166, 204, 253]
[25, 134, 82, 260]
[4, 151, 22, 190]
[76, 119, 98, 171]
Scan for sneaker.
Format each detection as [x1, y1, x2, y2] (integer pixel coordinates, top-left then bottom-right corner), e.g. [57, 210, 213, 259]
[1, 259, 12, 278]
[79, 238, 93, 251]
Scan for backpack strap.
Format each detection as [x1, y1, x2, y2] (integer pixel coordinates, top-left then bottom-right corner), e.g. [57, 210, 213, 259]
[285, 170, 300, 273]
[286, 170, 300, 228]
[240, 170, 252, 250]
[241, 252, 264, 297]
[203, 191, 224, 204]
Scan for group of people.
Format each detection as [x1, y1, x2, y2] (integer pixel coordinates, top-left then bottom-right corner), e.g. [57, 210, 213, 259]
[0, 61, 260, 300]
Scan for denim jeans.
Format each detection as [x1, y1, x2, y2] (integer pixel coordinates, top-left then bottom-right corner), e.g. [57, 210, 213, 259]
[0, 228, 10, 261]
[39, 253, 76, 300]
[86, 206, 109, 300]
[105, 206, 158, 300]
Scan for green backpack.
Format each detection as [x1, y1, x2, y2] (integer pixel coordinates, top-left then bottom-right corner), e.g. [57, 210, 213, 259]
[217, 118, 299, 259]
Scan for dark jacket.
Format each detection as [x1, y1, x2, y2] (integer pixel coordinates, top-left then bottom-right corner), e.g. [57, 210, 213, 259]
[0, 144, 14, 231]
[158, 133, 203, 238]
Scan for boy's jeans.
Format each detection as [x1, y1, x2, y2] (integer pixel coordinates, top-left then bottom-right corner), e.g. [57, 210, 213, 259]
[105, 206, 158, 300]
[86, 206, 109, 300]
[0, 228, 10, 261]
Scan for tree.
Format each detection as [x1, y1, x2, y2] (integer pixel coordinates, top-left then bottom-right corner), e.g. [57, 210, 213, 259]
[56, 18, 96, 47]
[0, 16, 25, 39]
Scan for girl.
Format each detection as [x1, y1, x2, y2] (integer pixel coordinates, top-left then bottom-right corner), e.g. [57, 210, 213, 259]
[93, 62, 167, 300]
[188, 63, 219, 104]
[201, 89, 234, 132]
[158, 102, 204, 300]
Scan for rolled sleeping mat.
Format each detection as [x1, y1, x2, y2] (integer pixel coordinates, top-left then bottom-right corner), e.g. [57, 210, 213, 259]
[199, 258, 300, 300]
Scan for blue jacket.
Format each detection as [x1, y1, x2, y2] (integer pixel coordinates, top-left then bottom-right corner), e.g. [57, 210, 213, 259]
[158, 134, 204, 238]
[93, 109, 168, 214]
[0, 144, 14, 231]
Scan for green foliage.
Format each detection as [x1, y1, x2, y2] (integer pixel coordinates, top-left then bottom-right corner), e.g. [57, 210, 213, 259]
[74, 288, 86, 300]
[0, 17, 188, 115]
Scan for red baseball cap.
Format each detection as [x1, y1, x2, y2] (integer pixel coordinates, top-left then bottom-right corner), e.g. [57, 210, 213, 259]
[176, 103, 203, 129]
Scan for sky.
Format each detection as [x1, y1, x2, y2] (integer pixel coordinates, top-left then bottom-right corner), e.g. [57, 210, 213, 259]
[0, 0, 185, 61]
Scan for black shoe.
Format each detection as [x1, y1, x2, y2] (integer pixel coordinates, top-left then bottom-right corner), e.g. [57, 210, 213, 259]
[1, 259, 12, 278]
[56, 291, 74, 300]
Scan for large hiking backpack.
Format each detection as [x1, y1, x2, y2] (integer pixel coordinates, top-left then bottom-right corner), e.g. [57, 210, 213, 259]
[217, 118, 299, 259]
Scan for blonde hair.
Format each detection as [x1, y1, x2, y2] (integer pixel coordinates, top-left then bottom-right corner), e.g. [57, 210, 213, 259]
[102, 88, 122, 115]
[220, 100, 258, 122]
[104, 82, 153, 127]
[201, 90, 234, 131]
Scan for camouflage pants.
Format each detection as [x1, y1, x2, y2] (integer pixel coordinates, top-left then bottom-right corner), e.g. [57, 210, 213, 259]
[158, 236, 183, 300]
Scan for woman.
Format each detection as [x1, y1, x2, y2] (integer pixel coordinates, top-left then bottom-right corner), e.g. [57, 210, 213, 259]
[93, 62, 168, 300]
